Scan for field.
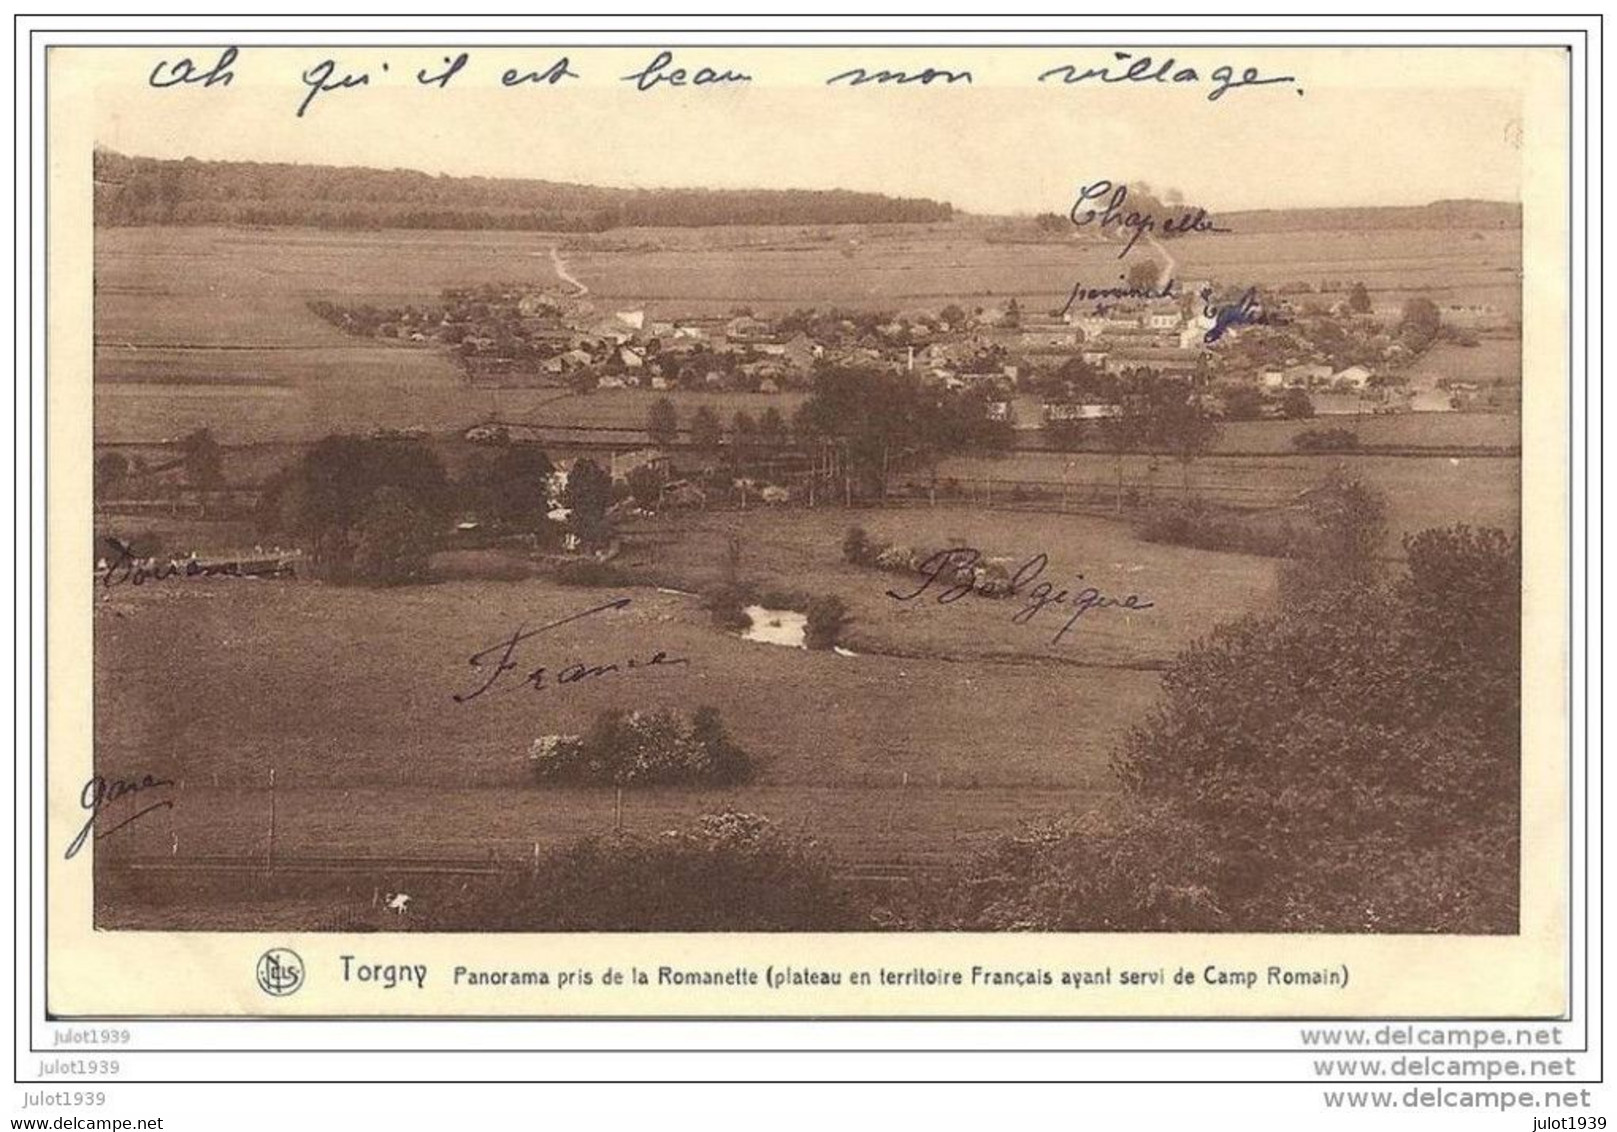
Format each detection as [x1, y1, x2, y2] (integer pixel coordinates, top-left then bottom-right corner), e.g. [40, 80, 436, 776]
[928, 452, 1520, 546]
[95, 223, 1521, 444]
[90, 220, 1524, 929]
[93, 507, 1276, 903]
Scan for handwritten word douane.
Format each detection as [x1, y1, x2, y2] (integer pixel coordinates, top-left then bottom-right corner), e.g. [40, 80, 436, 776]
[146, 48, 1304, 116]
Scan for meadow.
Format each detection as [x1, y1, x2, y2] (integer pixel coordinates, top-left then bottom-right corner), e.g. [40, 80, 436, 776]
[93, 507, 1275, 890]
[90, 219, 1524, 928]
[928, 452, 1520, 546]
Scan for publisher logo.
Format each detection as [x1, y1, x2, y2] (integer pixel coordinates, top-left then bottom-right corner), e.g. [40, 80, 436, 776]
[256, 949, 305, 997]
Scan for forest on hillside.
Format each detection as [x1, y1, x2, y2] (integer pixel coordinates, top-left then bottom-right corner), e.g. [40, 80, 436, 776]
[91, 150, 956, 231]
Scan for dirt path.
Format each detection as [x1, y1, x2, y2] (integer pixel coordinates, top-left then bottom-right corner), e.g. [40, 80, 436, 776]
[549, 245, 589, 296]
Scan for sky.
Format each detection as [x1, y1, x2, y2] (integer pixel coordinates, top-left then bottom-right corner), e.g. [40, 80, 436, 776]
[81, 45, 1557, 214]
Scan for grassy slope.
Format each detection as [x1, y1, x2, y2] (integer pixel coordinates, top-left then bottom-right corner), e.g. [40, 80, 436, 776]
[93, 508, 1275, 868]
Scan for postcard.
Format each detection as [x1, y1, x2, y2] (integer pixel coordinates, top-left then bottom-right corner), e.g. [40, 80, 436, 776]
[44, 41, 1571, 1019]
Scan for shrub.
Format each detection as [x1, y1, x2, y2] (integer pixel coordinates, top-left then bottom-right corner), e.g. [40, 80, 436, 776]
[804, 595, 851, 650]
[1110, 524, 1520, 933]
[547, 558, 633, 587]
[1292, 426, 1359, 452]
[841, 525, 875, 566]
[916, 802, 1229, 932]
[691, 706, 754, 785]
[351, 486, 436, 585]
[1138, 501, 1304, 558]
[1280, 388, 1316, 420]
[430, 549, 534, 582]
[702, 581, 753, 631]
[530, 707, 756, 786]
[874, 543, 915, 571]
[626, 464, 664, 511]
[419, 812, 858, 931]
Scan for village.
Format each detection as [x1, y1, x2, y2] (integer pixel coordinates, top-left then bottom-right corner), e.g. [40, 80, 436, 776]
[307, 270, 1515, 440]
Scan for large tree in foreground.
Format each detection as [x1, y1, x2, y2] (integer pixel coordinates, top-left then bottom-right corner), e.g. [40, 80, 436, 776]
[929, 474, 1520, 935]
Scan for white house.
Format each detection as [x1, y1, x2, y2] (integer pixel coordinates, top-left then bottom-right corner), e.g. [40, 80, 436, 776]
[1333, 365, 1374, 390]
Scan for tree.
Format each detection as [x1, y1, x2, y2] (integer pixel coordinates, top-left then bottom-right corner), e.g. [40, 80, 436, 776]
[1110, 522, 1519, 932]
[351, 486, 436, 585]
[561, 457, 614, 547]
[841, 526, 875, 566]
[1002, 297, 1022, 330]
[804, 595, 851, 650]
[625, 464, 664, 511]
[1053, 355, 1108, 397]
[1096, 383, 1152, 513]
[939, 303, 968, 330]
[730, 411, 757, 456]
[1221, 385, 1265, 422]
[1280, 388, 1316, 420]
[646, 397, 678, 447]
[94, 451, 129, 499]
[261, 434, 449, 578]
[1347, 281, 1372, 314]
[474, 445, 555, 531]
[689, 406, 723, 451]
[1126, 259, 1163, 293]
[1151, 384, 1221, 499]
[566, 368, 598, 395]
[1397, 296, 1443, 352]
[179, 428, 224, 489]
[1278, 471, 1388, 604]
[757, 407, 787, 448]
[690, 707, 754, 785]
[1043, 417, 1085, 451]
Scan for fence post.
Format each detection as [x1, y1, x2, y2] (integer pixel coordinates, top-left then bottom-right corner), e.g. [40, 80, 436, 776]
[266, 766, 277, 872]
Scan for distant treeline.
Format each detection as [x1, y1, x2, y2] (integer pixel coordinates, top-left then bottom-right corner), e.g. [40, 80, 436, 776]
[91, 150, 955, 231]
[1222, 199, 1522, 232]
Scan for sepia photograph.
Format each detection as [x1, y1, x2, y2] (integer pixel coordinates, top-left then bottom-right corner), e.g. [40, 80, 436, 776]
[76, 45, 1537, 950]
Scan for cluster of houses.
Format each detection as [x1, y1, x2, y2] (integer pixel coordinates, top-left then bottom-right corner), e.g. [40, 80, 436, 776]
[311, 275, 1506, 428]
[310, 288, 829, 394]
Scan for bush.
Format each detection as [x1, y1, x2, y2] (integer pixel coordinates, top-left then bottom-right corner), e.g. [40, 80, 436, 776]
[350, 486, 436, 585]
[1138, 501, 1304, 558]
[915, 802, 1229, 932]
[430, 549, 534, 582]
[804, 595, 851, 650]
[530, 707, 756, 786]
[1280, 388, 1316, 420]
[546, 558, 633, 587]
[702, 582, 754, 631]
[1292, 426, 1359, 452]
[1110, 524, 1520, 933]
[842, 525, 875, 566]
[420, 812, 858, 931]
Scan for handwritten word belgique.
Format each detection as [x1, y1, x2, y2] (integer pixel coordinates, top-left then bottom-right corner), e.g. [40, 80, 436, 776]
[886, 548, 1154, 645]
[145, 48, 1303, 118]
[454, 597, 689, 703]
